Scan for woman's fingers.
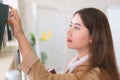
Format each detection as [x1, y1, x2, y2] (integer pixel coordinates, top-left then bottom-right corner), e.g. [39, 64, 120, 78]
[7, 7, 24, 39]
[8, 6, 19, 24]
[7, 6, 17, 27]
[8, 5, 17, 17]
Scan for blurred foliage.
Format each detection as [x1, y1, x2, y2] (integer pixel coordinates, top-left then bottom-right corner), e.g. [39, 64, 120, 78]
[29, 30, 52, 64]
[41, 51, 47, 64]
[29, 32, 36, 46]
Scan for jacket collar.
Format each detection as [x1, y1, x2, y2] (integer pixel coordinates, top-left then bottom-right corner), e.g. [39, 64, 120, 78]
[64, 59, 91, 73]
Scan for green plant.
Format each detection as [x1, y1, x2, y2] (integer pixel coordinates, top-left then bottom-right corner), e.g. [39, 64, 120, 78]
[29, 31, 52, 64]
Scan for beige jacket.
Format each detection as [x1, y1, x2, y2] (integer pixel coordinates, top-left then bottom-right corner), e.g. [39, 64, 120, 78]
[19, 51, 101, 80]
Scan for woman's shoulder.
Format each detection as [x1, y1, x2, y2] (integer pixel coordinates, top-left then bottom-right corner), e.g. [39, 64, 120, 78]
[84, 67, 102, 80]
[89, 67, 101, 74]
[75, 66, 101, 75]
[74, 67, 102, 80]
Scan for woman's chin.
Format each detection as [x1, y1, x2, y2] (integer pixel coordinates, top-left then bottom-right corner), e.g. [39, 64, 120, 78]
[67, 45, 74, 49]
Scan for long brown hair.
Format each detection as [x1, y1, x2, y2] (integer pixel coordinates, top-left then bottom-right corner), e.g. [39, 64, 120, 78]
[74, 8, 119, 80]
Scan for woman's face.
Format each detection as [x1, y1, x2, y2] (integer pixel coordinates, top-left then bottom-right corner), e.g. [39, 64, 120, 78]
[67, 13, 92, 52]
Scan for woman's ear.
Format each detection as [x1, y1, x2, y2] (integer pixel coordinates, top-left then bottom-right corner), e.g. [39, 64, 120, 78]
[89, 36, 92, 43]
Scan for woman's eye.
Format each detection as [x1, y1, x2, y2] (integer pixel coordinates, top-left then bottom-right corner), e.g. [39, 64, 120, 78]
[74, 26, 80, 30]
[69, 24, 72, 27]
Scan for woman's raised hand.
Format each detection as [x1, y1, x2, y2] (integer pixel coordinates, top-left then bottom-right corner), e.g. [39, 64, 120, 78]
[7, 6, 24, 39]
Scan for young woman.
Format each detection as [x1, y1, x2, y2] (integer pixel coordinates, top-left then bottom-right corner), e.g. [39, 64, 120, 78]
[7, 6, 120, 80]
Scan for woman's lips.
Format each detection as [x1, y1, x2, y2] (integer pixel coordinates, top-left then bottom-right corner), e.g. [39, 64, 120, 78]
[67, 38, 72, 42]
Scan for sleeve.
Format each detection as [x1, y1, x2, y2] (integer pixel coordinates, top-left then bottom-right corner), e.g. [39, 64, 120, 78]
[18, 51, 78, 80]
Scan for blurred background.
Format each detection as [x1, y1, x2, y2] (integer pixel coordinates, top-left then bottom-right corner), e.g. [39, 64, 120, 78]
[0, 0, 120, 79]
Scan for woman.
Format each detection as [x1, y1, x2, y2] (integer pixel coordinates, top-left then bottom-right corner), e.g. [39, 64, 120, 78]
[7, 6, 120, 80]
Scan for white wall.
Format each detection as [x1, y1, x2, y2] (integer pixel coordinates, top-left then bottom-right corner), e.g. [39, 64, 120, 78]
[3, 0, 19, 9]
[106, 6, 120, 71]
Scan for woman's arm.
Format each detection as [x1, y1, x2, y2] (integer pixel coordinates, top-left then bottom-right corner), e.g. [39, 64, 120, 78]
[7, 6, 32, 57]
[7, 6, 101, 80]
[7, 6, 78, 80]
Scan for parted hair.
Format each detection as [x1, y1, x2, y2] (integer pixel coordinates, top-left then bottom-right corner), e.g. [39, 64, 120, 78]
[74, 8, 119, 80]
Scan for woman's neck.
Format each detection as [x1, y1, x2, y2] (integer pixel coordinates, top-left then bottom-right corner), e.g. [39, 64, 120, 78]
[76, 48, 90, 59]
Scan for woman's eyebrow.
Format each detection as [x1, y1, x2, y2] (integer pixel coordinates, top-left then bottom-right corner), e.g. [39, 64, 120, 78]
[71, 21, 81, 26]
[75, 23, 81, 26]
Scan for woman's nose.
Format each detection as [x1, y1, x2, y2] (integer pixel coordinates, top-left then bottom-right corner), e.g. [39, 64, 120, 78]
[67, 28, 72, 36]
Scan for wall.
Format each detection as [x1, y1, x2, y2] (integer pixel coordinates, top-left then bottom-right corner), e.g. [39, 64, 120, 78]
[106, 6, 120, 71]
[0, 0, 2, 3]
[3, 0, 19, 9]
[18, 0, 120, 72]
